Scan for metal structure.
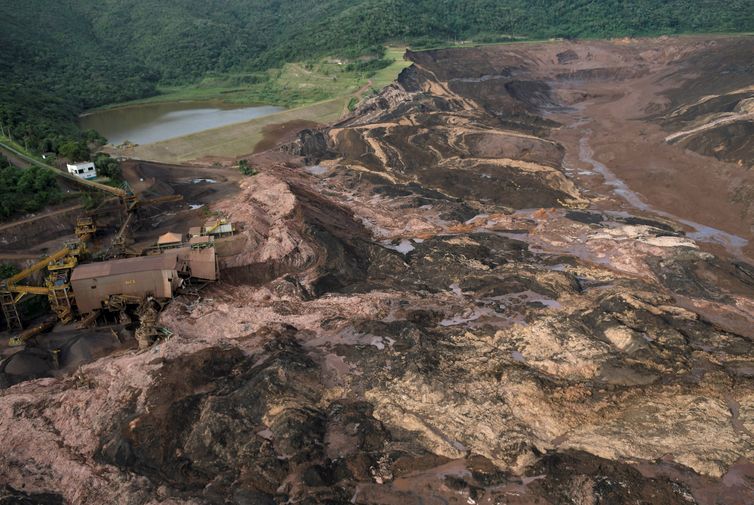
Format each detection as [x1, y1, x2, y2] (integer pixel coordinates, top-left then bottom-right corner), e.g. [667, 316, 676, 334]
[70, 253, 182, 314]
[108, 194, 184, 258]
[8, 318, 56, 347]
[1, 238, 90, 331]
[0, 143, 197, 336]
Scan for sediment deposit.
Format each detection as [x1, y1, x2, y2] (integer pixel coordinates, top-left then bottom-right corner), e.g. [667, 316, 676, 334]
[1, 36, 754, 504]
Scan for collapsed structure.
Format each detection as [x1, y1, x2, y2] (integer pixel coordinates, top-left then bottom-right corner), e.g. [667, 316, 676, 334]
[1, 217, 221, 339]
[70, 253, 182, 314]
[71, 244, 217, 315]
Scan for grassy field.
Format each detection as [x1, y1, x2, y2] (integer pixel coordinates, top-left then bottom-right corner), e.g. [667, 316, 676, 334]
[109, 48, 411, 163]
[371, 47, 412, 88]
[99, 47, 411, 110]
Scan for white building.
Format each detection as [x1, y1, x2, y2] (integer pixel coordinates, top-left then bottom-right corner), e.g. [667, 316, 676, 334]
[66, 162, 97, 179]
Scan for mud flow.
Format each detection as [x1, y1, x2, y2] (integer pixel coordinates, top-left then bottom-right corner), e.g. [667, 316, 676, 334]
[1, 36, 754, 504]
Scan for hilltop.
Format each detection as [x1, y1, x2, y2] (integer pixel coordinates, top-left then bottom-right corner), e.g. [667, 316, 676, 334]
[1, 0, 752, 153]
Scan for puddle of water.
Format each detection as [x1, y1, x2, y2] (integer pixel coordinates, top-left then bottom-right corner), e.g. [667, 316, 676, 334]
[257, 428, 274, 440]
[192, 178, 217, 184]
[491, 290, 562, 310]
[306, 165, 328, 176]
[521, 474, 546, 485]
[385, 239, 416, 255]
[465, 213, 490, 225]
[188, 204, 204, 210]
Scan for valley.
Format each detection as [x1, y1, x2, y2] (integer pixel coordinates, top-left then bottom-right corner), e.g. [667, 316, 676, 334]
[1, 35, 753, 504]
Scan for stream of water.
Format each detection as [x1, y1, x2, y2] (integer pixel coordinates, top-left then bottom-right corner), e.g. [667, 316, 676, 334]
[577, 131, 749, 255]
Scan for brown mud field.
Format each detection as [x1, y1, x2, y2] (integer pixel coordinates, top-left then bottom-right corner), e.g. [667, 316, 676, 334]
[542, 37, 754, 260]
[1, 35, 754, 505]
[253, 119, 322, 154]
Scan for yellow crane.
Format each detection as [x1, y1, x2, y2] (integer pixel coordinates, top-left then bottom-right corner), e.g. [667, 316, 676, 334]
[1, 241, 84, 332]
[0, 218, 97, 334]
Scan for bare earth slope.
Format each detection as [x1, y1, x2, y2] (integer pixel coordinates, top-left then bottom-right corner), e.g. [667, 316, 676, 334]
[1, 36, 754, 504]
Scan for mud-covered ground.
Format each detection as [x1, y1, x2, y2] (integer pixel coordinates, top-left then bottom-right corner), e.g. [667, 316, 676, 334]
[1, 36, 754, 504]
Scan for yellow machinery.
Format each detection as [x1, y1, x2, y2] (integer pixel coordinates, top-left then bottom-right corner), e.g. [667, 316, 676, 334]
[127, 193, 183, 213]
[8, 318, 56, 347]
[1, 194, 186, 333]
[0, 219, 96, 335]
[107, 194, 183, 258]
[1, 240, 88, 334]
[205, 219, 227, 234]
[0, 144, 185, 334]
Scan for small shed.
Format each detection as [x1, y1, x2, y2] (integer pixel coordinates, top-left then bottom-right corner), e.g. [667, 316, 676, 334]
[189, 235, 214, 247]
[66, 162, 97, 180]
[188, 226, 202, 238]
[205, 221, 235, 238]
[157, 232, 183, 251]
[71, 253, 181, 314]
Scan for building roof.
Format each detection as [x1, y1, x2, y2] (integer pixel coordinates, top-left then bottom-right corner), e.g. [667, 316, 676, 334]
[66, 162, 95, 168]
[157, 232, 183, 245]
[71, 253, 178, 281]
[188, 226, 202, 237]
[189, 235, 213, 245]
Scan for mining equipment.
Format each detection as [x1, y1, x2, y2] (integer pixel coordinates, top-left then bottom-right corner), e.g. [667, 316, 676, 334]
[1, 187, 183, 333]
[0, 146, 197, 347]
[1, 218, 96, 333]
[107, 193, 184, 258]
[7, 317, 57, 347]
[189, 218, 235, 240]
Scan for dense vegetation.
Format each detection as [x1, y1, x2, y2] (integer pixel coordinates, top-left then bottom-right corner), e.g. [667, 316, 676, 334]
[0, 0, 751, 153]
[0, 155, 63, 220]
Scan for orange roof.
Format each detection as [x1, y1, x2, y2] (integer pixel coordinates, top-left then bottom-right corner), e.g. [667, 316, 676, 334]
[189, 235, 213, 244]
[157, 232, 183, 245]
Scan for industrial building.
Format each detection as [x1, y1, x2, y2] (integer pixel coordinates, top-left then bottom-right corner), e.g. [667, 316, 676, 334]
[176, 246, 217, 281]
[189, 219, 235, 239]
[69, 243, 217, 315]
[71, 253, 182, 314]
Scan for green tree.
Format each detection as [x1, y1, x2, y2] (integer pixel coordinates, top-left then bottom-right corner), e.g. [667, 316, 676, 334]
[0, 263, 19, 279]
[94, 153, 123, 181]
[238, 159, 257, 176]
[58, 140, 90, 162]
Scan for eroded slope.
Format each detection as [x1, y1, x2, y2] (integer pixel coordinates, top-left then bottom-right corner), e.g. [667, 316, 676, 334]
[1, 36, 754, 505]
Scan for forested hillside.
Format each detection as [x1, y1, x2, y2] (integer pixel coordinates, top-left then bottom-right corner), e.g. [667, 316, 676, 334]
[1, 0, 751, 154]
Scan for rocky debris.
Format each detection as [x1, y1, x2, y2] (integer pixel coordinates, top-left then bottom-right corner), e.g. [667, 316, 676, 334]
[281, 129, 337, 165]
[0, 485, 64, 505]
[1, 36, 754, 504]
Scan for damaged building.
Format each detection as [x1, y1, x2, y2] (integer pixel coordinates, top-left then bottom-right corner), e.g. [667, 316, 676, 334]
[71, 253, 182, 314]
[70, 245, 217, 314]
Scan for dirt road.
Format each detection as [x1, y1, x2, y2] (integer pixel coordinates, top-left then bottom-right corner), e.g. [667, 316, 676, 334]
[0, 204, 83, 233]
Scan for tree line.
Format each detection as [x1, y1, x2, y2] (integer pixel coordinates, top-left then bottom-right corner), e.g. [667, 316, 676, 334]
[0, 0, 751, 155]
